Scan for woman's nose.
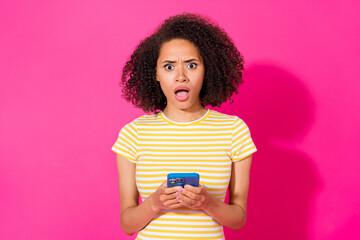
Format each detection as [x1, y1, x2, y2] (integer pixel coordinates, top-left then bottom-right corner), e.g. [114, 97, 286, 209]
[176, 67, 189, 83]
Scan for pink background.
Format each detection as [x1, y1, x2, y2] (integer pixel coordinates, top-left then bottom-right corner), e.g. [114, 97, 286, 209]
[1, 0, 359, 239]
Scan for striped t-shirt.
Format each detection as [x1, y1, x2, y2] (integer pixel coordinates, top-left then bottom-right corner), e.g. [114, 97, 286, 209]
[111, 109, 257, 240]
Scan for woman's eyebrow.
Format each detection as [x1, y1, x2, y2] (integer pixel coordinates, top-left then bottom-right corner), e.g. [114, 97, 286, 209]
[161, 58, 199, 64]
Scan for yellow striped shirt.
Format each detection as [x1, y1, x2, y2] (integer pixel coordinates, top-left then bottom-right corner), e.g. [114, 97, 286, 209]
[112, 109, 257, 240]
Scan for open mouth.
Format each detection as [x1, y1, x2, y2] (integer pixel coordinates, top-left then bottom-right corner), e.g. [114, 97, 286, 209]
[175, 89, 189, 96]
[174, 87, 190, 101]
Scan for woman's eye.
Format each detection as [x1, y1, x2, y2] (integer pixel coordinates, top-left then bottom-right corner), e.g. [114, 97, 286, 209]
[188, 63, 197, 69]
[164, 64, 174, 70]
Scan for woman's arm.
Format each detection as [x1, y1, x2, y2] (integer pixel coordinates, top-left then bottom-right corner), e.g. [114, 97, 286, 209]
[177, 154, 252, 230]
[116, 154, 182, 235]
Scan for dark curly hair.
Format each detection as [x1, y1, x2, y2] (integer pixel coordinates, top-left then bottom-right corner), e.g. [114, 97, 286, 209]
[121, 12, 245, 112]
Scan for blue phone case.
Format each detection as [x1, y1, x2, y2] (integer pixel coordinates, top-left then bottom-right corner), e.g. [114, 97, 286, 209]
[167, 173, 199, 188]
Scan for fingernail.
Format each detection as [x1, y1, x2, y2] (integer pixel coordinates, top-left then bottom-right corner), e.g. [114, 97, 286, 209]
[178, 187, 183, 192]
[185, 185, 189, 189]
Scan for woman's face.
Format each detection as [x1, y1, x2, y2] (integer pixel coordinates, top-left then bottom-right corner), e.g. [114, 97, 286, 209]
[156, 38, 205, 112]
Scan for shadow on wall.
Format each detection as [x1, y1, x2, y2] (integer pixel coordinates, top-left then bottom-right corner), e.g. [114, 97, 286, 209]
[213, 63, 322, 240]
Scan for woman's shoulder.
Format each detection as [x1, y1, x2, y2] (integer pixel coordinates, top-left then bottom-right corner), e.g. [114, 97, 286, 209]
[207, 110, 252, 129]
[127, 111, 162, 125]
[117, 112, 162, 134]
[208, 109, 242, 121]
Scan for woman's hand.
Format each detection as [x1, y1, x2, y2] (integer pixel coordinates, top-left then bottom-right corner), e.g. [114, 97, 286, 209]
[176, 184, 213, 211]
[150, 181, 183, 212]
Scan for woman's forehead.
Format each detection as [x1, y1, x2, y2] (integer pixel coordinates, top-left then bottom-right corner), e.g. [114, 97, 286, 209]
[158, 39, 202, 62]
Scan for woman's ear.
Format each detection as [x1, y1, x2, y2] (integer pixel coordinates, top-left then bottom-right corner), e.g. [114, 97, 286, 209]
[155, 68, 159, 81]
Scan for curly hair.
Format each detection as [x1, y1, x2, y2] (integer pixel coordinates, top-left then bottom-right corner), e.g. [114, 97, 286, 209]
[121, 12, 245, 112]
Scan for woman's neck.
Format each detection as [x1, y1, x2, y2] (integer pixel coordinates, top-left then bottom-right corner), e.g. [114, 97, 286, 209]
[162, 105, 208, 123]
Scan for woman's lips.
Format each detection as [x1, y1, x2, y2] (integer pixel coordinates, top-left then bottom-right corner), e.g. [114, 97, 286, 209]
[174, 87, 190, 102]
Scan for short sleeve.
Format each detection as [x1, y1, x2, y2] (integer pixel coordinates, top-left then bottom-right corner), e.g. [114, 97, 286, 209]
[111, 121, 138, 163]
[230, 116, 257, 162]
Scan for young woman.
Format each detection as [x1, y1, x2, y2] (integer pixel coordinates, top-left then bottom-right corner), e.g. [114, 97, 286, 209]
[112, 13, 257, 240]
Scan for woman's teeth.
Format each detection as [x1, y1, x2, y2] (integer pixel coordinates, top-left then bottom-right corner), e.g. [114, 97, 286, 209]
[176, 90, 188, 96]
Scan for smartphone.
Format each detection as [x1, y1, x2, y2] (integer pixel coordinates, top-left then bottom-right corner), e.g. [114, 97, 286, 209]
[167, 173, 199, 188]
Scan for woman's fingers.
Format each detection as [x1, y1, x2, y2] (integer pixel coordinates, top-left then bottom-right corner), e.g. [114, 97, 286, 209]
[164, 198, 182, 207]
[184, 184, 203, 194]
[168, 202, 183, 210]
[164, 186, 182, 195]
[152, 182, 183, 211]
[160, 181, 167, 187]
[180, 188, 201, 200]
[177, 193, 201, 208]
[176, 185, 208, 209]
[160, 192, 177, 202]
